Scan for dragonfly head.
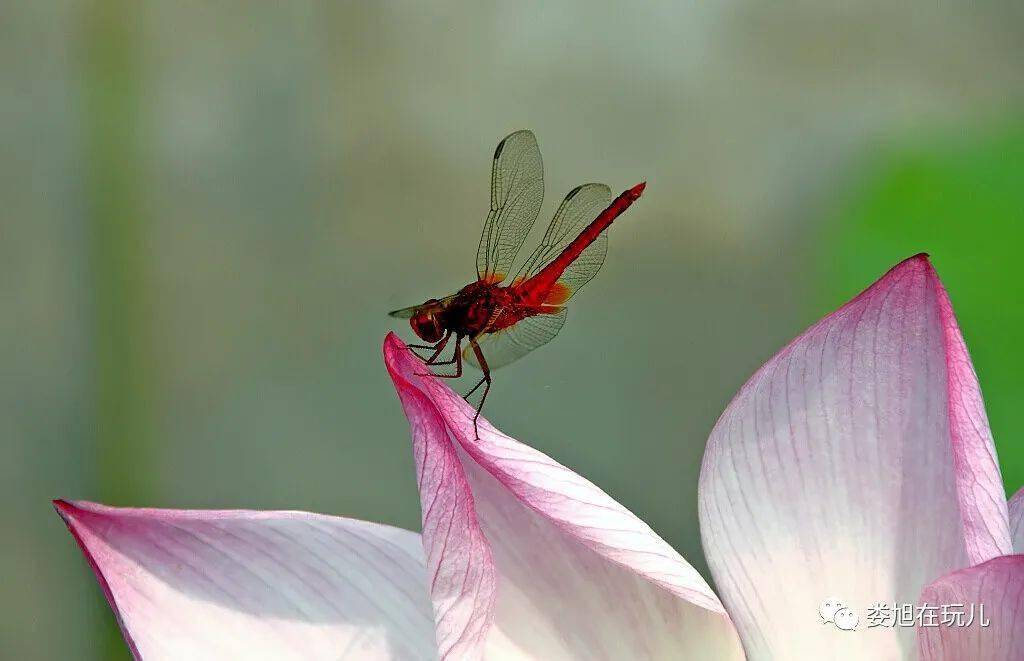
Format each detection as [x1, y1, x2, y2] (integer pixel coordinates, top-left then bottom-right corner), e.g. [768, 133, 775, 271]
[410, 299, 445, 343]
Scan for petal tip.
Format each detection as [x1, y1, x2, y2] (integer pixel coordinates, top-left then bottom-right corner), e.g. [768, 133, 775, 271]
[53, 498, 81, 523]
[383, 333, 413, 383]
[383, 331, 399, 357]
[53, 499, 105, 521]
[383, 332, 410, 367]
[886, 252, 933, 279]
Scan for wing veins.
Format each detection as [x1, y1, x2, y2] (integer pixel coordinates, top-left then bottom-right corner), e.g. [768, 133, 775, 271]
[464, 308, 568, 370]
[512, 183, 612, 295]
[477, 130, 544, 283]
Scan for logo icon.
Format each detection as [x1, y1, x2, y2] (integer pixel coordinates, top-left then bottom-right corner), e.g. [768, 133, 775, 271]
[833, 607, 859, 631]
[820, 598, 859, 631]
[819, 598, 844, 624]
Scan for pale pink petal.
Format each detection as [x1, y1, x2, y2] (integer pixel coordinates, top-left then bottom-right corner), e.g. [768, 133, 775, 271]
[918, 554, 1024, 660]
[385, 334, 744, 661]
[699, 255, 1011, 659]
[1009, 487, 1024, 553]
[56, 500, 437, 660]
[935, 265, 1011, 563]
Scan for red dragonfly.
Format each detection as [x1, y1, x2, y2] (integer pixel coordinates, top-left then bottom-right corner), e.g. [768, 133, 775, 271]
[389, 129, 645, 431]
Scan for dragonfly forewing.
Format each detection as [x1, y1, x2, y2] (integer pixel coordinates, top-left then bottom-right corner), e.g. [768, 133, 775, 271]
[476, 129, 545, 284]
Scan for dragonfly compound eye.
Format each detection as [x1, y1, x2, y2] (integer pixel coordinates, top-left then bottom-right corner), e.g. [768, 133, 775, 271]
[410, 310, 444, 343]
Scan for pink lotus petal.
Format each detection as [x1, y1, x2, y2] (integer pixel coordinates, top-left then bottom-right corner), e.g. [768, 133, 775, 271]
[385, 334, 744, 660]
[1009, 487, 1024, 553]
[699, 255, 1011, 659]
[918, 554, 1024, 661]
[55, 500, 436, 660]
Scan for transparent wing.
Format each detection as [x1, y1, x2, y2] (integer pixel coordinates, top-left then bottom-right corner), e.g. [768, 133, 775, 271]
[476, 130, 544, 284]
[513, 183, 613, 305]
[387, 305, 420, 319]
[464, 307, 568, 370]
[387, 293, 457, 318]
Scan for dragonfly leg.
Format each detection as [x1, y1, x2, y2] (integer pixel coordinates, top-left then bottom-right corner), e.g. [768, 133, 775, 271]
[422, 332, 452, 365]
[427, 334, 462, 366]
[406, 344, 437, 361]
[464, 339, 492, 438]
[420, 336, 463, 378]
[407, 331, 451, 362]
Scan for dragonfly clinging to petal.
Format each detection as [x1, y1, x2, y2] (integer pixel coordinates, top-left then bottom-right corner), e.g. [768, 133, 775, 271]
[389, 129, 646, 435]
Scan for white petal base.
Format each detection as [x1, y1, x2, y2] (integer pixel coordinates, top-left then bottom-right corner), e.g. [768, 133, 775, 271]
[56, 500, 437, 661]
[699, 256, 1011, 660]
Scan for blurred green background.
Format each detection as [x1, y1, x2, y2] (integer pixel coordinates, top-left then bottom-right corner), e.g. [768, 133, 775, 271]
[3, 2, 1023, 658]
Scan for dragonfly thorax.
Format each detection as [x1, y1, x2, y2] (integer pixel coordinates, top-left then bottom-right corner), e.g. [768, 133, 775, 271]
[442, 280, 516, 337]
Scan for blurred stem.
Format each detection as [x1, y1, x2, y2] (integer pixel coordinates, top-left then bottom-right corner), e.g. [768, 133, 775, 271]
[81, 0, 149, 659]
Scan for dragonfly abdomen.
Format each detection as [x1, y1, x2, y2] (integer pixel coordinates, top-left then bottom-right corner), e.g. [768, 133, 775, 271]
[516, 182, 646, 305]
